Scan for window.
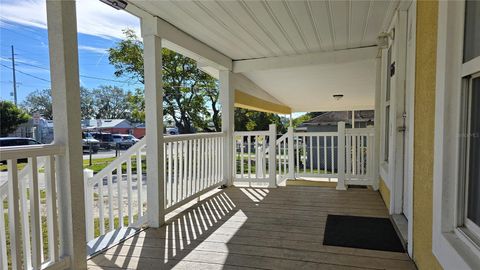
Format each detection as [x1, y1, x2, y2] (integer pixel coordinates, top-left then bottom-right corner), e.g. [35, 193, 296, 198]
[433, 1, 480, 267]
[459, 0, 480, 241]
[465, 75, 480, 233]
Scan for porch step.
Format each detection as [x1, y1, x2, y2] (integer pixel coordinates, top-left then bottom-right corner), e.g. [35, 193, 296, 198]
[286, 179, 337, 188]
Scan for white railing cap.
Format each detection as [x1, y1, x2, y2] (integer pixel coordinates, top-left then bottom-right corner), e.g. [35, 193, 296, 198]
[164, 132, 225, 143]
[0, 144, 65, 160]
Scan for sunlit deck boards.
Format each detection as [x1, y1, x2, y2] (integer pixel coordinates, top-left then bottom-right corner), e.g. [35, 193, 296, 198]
[88, 186, 416, 270]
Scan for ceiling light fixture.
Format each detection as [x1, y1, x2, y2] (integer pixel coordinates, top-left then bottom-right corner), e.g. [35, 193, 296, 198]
[99, 0, 128, 10]
[333, 94, 344, 101]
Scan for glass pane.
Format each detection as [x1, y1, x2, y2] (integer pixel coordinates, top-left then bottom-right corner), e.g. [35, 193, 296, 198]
[467, 77, 480, 225]
[384, 106, 390, 162]
[464, 0, 480, 62]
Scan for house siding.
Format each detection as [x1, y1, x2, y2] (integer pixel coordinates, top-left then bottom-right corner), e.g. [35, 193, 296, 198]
[413, 1, 442, 269]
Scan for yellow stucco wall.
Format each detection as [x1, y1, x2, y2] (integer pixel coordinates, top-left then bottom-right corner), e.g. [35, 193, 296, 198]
[235, 90, 292, 114]
[378, 177, 390, 210]
[412, 1, 442, 269]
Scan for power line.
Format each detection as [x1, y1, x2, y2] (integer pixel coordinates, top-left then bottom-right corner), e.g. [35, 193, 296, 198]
[15, 61, 135, 84]
[0, 63, 50, 82]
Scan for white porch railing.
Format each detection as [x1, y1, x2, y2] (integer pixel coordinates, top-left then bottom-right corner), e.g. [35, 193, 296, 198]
[83, 137, 147, 242]
[345, 127, 376, 185]
[0, 144, 66, 270]
[83, 132, 226, 242]
[233, 124, 277, 187]
[164, 133, 225, 212]
[234, 122, 376, 189]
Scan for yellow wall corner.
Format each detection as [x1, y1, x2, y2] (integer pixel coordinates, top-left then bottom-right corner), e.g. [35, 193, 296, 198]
[412, 1, 442, 269]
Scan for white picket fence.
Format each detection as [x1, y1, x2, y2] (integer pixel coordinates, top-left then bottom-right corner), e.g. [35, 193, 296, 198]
[0, 144, 65, 270]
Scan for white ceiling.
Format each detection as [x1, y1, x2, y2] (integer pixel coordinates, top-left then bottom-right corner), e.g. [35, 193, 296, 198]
[244, 58, 376, 112]
[130, 0, 398, 112]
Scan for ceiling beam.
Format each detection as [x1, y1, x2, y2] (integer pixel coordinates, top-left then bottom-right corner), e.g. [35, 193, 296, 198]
[233, 46, 378, 73]
[126, 3, 232, 71]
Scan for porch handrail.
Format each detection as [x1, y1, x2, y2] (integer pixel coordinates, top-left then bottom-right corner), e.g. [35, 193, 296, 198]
[83, 132, 227, 242]
[84, 136, 147, 241]
[0, 145, 64, 269]
[233, 124, 277, 187]
[0, 144, 65, 160]
[88, 137, 146, 186]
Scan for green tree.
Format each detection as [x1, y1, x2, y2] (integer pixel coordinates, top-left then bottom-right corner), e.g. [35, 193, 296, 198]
[92, 85, 130, 119]
[108, 29, 220, 133]
[21, 88, 53, 119]
[80, 87, 96, 119]
[0, 101, 30, 136]
[234, 108, 286, 133]
[21, 87, 102, 120]
[126, 88, 145, 123]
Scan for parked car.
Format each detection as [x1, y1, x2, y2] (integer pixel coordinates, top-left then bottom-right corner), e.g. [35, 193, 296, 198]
[0, 137, 42, 164]
[90, 132, 115, 149]
[166, 127, 179, 135]
[82, 132, 99, 153]
[112, 134, 139, 149]
[121, 134, 139, 145]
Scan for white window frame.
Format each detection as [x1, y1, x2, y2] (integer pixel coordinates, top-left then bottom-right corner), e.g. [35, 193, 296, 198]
[433, 1, 480, 269]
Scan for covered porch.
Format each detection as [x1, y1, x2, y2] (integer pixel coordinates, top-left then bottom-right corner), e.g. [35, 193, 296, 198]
[88, 186, 415, 270]
[0, 0, 417, 269]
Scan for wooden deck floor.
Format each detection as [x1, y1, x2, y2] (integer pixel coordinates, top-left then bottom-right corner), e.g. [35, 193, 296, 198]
[88, 186, 416, 270]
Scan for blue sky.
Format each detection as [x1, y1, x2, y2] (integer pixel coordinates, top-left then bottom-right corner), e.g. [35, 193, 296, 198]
[0, 0, 142, 103]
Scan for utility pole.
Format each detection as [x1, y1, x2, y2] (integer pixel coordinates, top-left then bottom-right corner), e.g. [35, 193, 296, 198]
[11, 45, 17, 105]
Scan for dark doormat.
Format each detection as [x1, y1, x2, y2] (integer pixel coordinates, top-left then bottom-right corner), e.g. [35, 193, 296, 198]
[323, 214, 404, 252]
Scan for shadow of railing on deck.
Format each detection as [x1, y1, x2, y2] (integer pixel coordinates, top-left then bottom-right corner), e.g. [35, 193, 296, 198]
[88, 187, 269, 269]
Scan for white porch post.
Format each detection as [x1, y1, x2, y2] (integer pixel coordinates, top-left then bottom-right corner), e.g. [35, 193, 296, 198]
[46, 0, 86, 268]
[336, 121, 347, 190]
[268, 124, 277, 187]
[287, 127, 295, 179]
[373, 52, 382, 191]
[220, 71, 234, 186]
[142, 17, 165, 227]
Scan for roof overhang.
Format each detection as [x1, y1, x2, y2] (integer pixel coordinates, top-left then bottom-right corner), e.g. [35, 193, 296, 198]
[126, 0, 397, 112]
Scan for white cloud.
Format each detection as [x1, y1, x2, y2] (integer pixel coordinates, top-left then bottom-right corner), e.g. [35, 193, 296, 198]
[78, 45, 107, 54]
[0, 0, 141, 40]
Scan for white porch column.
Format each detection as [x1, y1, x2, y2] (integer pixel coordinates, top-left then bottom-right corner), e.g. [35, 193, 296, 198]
[142, 17, 165, 228]
[336, 121, 347, 190]
[46, 0, 86, 268]
[220, 71, 234, 186]
[373, 52, 382, 191]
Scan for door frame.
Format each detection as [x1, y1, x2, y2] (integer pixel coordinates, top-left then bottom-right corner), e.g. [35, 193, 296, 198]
[386, 1, 416, 257]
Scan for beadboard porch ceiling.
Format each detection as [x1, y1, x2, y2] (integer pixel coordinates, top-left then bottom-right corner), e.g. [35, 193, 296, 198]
[128, 0, 399, 112]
